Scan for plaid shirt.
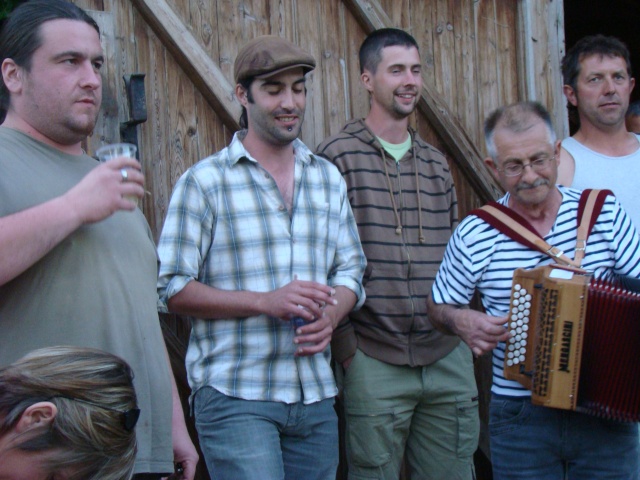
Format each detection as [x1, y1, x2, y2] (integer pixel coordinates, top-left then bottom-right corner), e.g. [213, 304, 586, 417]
[157, 132, 366, 404]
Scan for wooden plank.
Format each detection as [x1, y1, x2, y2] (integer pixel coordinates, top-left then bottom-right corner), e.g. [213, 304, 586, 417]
[517, 0, 568, 139]
[432, 0, 456, 114]
[131, 10, 172, 240]
[131, 0, 240, 130]
[344, 0, 501, 202]
[343, 7, 369, 122]
[215, 0, 243, 87]
[474, 0, 499, 145]
[452, 1, 478, 147]
[269, 0, 294, 37]
[317, 0, 349, 136]
[412, 0, 437, 95]
[188, 0, 218, 61]
[166, 55, 199, 199]
[496, 0, 518, 106]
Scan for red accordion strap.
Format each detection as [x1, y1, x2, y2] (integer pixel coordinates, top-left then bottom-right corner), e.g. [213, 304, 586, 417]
[470, 189, 613, 269]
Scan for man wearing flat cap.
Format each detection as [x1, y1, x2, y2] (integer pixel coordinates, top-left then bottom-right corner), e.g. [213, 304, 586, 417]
[157, 35, 366, 480]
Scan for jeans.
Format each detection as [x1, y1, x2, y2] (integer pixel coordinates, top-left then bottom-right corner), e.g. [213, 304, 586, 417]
[193, 387, 338, 480]
[490, 395, 639, 480]
[341, 343, 479, 480]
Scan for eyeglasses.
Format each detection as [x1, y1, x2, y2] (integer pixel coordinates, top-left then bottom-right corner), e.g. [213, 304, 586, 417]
[53, 396, 140, 431]
[497, 155, 555, 177]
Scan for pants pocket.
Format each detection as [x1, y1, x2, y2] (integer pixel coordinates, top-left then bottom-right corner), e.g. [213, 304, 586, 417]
[456, 396, 480, 457]
[345, 408, 394, 468]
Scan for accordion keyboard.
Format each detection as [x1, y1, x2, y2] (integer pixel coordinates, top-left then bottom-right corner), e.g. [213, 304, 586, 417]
[505, 284, 532, 367]
[533, 288, 559, 398]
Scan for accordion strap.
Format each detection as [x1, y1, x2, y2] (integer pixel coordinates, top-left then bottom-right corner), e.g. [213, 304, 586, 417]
[575, 189, 612, 266]
[470, 189, 612, 268]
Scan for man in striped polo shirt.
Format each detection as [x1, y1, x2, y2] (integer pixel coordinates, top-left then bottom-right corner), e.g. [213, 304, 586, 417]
[428, 101, 640, 479]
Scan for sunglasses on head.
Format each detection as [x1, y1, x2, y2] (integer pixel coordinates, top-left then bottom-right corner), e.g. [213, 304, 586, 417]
[52, 396, 140, 431]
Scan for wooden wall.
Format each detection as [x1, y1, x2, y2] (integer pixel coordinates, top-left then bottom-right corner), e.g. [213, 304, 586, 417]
[74, 0, 566, 235]
[70, 1, 566, 478]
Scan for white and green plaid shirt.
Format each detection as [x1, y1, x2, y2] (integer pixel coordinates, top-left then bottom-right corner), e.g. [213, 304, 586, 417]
[157, 132, 366, 404]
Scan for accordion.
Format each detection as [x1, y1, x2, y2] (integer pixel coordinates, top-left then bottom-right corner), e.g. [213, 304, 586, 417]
[504, 265, 640, 422]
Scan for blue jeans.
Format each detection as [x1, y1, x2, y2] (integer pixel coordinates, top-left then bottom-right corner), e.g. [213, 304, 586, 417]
[193, 387, 338, 480]
[490, 395, 639, 480]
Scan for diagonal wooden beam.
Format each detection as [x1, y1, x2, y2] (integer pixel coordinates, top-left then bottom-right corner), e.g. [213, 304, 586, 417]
[131, 0, 240, 130]
[343, 0, 502, 202]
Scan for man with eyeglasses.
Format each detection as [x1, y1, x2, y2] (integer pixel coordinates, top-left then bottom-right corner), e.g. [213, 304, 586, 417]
[427, 101, 640, 479]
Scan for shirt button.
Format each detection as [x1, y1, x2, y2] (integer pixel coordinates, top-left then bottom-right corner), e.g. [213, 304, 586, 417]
[264, 173, 270, 179]
[279, 205, 286, 211]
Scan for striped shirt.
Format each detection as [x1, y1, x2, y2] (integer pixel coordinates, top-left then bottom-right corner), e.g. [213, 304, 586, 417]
[157, 132, 366, 404]
[431, 186, 640, 397]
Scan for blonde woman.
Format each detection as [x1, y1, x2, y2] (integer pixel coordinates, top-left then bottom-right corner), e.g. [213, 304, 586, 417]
[0, 346, 139, 480]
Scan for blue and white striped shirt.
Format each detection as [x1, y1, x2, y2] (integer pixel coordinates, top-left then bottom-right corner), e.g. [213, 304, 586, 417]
[431, 186, 640, 397]
[157, 132, 366, 404]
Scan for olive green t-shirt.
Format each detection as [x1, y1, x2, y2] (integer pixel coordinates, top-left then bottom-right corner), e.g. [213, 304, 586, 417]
[0, 127, 174, 475]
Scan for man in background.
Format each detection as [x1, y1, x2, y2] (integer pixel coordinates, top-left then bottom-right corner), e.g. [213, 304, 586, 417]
[157, 35, 366, 480]
[0, 1, 197, 478]
[317, 28, 478, 480]
[558, 34, 640, 228]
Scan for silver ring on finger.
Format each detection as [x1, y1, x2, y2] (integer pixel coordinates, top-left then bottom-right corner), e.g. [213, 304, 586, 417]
[120, 168, 129, 182]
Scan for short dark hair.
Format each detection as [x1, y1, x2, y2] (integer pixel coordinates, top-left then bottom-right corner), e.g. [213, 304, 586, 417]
[562, 34, 632, 93]
[358, 28, 419, 74]
[484, 101, 556, 161]
[0, 0, 100, 116]
[237, 77, 254, 130]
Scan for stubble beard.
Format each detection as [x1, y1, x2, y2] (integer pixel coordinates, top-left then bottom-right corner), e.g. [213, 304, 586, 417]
[390, 90, 418, 120]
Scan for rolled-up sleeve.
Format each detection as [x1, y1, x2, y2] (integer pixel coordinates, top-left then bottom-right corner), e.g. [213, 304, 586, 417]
[328, 176, 367, 309]
[157, 169, 215, 312]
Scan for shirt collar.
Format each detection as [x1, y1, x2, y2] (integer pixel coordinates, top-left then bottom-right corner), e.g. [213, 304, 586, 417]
[227, 130, 314, 167]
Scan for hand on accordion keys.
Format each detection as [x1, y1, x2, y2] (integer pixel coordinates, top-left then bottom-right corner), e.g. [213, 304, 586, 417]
[456, 309, 511, 357]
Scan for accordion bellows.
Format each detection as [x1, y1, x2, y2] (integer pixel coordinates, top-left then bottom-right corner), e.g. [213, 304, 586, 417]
[504, 265, 640, 422]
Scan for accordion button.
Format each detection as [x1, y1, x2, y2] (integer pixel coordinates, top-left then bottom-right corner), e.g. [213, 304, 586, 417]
[520, 289, 527, 295]
[519, 355, 525, 362]
[524, 309, 530, 316]
[513, 292, 520, 299]
[514, 284, 522, 291]
[524, 301, 531, 308]
[525, 294, 532, 301]
[523, 325, 529, 331]
[522, 332, 528, 339]
[512, 307, 518, 314]
[507, 359, 513, 366]
[511, 315, 518, 321]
